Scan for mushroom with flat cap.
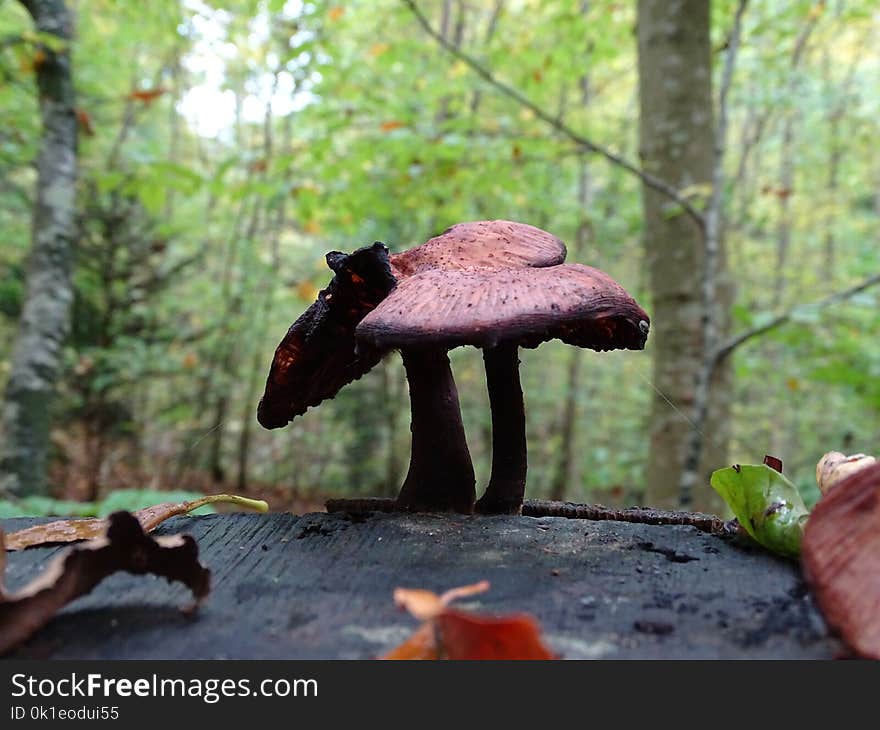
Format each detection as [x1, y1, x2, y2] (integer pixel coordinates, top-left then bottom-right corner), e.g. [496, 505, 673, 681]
[390, 219, 566, 277]
[356, 263, 650, 514]
[372, 220, 568, 513]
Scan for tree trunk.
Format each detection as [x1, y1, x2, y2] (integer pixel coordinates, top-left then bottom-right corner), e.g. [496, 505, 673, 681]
[637, 0, 728, 510]
[0, 0, 78, 497]
[550, 160, 592, 501]
[550, 14, 592, 503]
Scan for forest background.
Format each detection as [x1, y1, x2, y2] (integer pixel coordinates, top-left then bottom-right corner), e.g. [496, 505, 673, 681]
[1, 0, 877, 515]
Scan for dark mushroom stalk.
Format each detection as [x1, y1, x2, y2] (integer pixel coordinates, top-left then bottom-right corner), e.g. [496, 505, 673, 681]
[477, 344, 527, 514]
[477, 316, 651, 514]
[396, 348, 475, 513]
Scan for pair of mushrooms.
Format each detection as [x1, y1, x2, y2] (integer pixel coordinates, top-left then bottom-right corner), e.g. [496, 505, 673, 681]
[257, 220, 650, 514]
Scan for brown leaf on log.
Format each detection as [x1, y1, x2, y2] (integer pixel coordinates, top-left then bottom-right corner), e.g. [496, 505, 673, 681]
[382, 581, 556, 660]
[802, 462, 880, 659]
[0, 511, 211, 655]
[4, 494, 267, 552]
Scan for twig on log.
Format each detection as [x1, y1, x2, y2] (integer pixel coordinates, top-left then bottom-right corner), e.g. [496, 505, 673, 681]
[325, 498, 735, 537]
[521, 500, 729, 535]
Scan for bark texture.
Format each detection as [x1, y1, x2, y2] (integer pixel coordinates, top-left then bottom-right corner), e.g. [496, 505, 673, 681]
[1, 0, 78, 497]
[637, 0, 729, 510]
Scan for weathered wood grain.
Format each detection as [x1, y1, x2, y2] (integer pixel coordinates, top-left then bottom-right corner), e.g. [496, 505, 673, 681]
[1, 512, 838, 659]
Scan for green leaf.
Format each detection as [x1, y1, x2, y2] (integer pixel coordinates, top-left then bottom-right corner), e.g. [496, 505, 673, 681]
[709, 463, 809, 559]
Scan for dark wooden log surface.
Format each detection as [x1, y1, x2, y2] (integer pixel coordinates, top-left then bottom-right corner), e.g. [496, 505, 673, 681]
[1, 512, 838, 659]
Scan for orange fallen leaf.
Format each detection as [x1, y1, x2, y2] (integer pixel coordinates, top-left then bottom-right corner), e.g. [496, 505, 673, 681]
[4, 494, 268, 552]
[383, 581, 556, 660]
[380, 120, 405, 133]
[383, 622, 437, 660]
[129, 87, 167, 103]
[75, 108, 95, 137]
[436, 610, 555, 660]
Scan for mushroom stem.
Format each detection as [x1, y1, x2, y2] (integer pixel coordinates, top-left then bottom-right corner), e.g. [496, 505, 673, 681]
[476, 344, 527, 515]
[396, 348, 476, 513]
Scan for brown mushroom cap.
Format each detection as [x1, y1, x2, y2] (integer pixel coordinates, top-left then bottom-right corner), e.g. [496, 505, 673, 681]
[356, 264, 649, 352]
[802, 461, 880, 658]
[257, 242, 396, 429]
[390, 220, 567, 278]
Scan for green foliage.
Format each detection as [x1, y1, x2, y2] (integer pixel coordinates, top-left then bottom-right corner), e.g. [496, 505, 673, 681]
[0, 0, 877, 510]
[0, 489, 209, 518]
[710, 464, 809, 559]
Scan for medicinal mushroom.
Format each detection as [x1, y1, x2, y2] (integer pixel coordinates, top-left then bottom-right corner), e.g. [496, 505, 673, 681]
[357, 263, 650, 514]
[351, 220, 570, 513]
[258, 221, 567, 513]
[802, 461, 880, 658]
[257, 241, 396, 429]
[389, 219, 566, 276]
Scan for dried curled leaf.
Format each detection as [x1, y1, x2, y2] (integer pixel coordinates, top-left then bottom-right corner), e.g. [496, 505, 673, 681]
[392, 580, 490, 621]
[383, 581, 555, 660]
[5, 493, 268, 552]
[816, 451, 877, 495]
[0, 511, 210, 655]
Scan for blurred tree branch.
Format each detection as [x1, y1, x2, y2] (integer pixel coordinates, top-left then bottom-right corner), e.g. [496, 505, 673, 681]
[401, 0, 706, 229]
[713, 272, 880, 366]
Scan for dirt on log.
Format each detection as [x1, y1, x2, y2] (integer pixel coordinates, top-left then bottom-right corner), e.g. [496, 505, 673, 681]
[1, 512, 837, 659]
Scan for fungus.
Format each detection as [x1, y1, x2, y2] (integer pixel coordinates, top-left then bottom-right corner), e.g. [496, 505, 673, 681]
[389, 219, 566, 277]
[802, 461, 880, 658]
[340, 221, 569, 513]
[357, 263, 650, 514]
[257, 241, 396, 429]
[816, 451, 877, 495]
[257, 220, 647, 517]
[258, 221, 566, 513]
